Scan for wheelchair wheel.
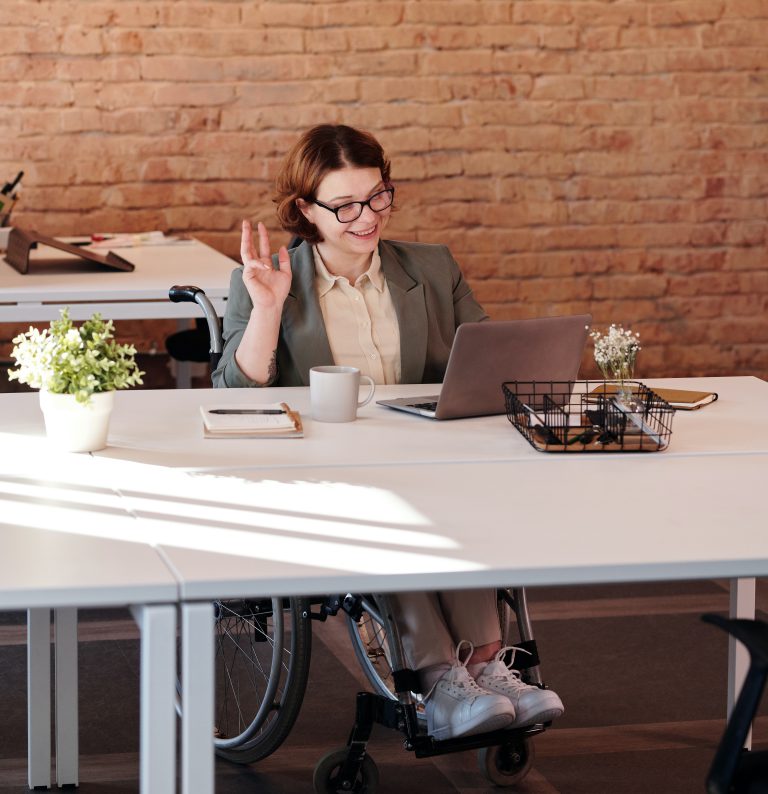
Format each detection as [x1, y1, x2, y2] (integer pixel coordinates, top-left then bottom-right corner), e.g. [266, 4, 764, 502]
[210, 596, 312, 764]
[313, 748, 379, 794]
[345, 597, 425, 716]
[478, 738, 534, 786]
[346, 597, 397, 700]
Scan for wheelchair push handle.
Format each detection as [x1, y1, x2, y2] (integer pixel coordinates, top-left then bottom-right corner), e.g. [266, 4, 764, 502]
[168, 284, 223, 364]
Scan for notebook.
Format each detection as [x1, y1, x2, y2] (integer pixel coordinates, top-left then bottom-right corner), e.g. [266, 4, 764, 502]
[588, 384, 718, 410]
[200, 402, 303, 438]
[377, 314, 592, 420]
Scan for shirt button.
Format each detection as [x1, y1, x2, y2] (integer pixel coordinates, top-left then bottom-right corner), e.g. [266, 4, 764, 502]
[370, 353, 376, 359]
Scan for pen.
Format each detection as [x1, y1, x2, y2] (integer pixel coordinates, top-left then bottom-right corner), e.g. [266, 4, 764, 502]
[1, 171, 23, 196]
[208, 409, 285, 415]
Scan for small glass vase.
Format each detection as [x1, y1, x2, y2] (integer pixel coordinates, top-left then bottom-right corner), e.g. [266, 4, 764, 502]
[602, 363, 642, 412]
[613, 379, 635, 404]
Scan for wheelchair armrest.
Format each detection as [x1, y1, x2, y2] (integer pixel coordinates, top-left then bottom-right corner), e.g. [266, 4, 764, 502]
[168, 285, 223, 359]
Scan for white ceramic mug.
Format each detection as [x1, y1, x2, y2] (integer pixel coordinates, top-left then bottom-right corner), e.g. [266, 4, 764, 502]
[310, 366, 376, 423]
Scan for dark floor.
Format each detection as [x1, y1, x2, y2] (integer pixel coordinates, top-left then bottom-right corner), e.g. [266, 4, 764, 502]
[0, 581, 766, 793]
[1, 357, 767, 791]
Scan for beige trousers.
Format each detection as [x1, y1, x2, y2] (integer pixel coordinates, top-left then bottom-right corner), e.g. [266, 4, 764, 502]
[388, 589, 501, 671]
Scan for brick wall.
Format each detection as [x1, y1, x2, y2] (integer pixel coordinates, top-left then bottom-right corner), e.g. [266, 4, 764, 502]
[2, 0, 767, 379]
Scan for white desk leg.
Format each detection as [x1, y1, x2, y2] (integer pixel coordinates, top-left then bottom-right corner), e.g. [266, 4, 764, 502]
[54, 608, 78, 787]
[175, 361, 192, 389]
[27, 608, 51, 789]
[182, 602, 214, 794]
[728, 577, 756, 749]
[174, 318, 193, 389]
[131, 605, 177, 794]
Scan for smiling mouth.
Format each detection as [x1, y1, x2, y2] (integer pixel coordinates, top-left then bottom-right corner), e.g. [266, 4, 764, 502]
[348, 225, 377, 238]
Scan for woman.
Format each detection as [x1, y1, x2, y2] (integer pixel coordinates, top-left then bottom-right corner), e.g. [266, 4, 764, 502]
[213, 124, 564, 740]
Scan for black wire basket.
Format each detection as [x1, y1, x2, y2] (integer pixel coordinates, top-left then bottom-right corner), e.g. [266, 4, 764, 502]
[503, 381, 675, 453]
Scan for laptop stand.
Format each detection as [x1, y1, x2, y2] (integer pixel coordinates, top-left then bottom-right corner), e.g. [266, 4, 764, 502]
[4, 227, 135, 274]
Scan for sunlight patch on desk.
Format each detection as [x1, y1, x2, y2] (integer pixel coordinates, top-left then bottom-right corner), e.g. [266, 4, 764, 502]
[152, 524, 487, 576]
[0, 468, 465, 567]
[115, 474, 457, 549]
[123, 496, 454, 549]
[187, 473, 431, 526]
[0, 476, 125, 513]
[86, 455, 434, 525]
[0, 497, 482, 575]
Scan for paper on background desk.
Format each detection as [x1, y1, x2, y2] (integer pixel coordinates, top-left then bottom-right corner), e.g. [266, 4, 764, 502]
[87, 231, 194, 248]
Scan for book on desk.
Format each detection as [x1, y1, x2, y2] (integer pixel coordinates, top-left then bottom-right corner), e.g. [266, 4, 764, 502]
[589, 384, 718, 410]
[200, 402, 304, 439]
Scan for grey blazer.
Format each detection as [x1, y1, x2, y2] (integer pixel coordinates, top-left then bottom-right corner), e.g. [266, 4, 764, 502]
[212, 238, 488, 388]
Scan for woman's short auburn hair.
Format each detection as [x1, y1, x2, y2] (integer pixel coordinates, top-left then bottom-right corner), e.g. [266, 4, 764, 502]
[274, 124, 391, 244]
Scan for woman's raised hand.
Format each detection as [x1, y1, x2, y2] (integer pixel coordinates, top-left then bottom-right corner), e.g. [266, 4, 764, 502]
[240, 220, 292, 311]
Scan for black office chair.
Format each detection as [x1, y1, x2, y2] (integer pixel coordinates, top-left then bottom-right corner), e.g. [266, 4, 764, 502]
[703, 614, 768, 793]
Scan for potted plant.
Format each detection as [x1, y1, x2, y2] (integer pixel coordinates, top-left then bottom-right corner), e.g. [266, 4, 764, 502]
[8, 308, 143, 451]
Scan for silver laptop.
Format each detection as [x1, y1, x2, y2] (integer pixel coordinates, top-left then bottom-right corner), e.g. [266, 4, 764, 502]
[377, 314, 592, 420]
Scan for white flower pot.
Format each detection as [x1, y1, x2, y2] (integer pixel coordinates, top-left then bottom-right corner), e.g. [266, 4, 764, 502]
[39, 390, 115, 452]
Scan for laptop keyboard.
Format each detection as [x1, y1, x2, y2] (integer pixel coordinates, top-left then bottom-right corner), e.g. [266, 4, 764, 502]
[412, 401, 438, 411]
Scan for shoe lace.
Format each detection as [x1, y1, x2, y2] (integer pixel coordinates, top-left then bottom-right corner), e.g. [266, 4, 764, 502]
[483, 645, 533, 690]
[425, 640, 489, 701]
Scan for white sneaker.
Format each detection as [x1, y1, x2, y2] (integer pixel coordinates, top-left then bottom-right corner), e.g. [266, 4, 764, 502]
[476, 646, 564, 728]
[425, 642, 515, 741]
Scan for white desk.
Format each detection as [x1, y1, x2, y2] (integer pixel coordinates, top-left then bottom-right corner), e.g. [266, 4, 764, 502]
[0, 237, 234, 387]
[0, 238, 233, 322]
[1, 377, 756, 473]
[0, 440, 179, 793]
[2, 379, 765, 792]
[89, 376, 768, 471]
[72, 377, 764, 793]
[118, 452, 765, 794]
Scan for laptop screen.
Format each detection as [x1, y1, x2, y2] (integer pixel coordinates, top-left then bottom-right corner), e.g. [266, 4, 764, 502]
[433, 314, 592, 419]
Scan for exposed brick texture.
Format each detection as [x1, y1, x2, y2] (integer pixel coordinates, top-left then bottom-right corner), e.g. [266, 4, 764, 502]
[2, 0, 767, 380]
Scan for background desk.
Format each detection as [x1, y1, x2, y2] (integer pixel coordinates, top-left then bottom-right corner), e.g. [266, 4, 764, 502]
[0, 237, 233, 322]
[0, 237, 234, 387]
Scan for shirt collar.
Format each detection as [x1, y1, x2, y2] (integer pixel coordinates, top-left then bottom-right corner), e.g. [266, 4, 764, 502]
[313, 246, 385, 297]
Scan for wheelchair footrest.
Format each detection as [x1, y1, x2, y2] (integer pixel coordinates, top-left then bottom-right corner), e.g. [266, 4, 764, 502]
[410, 723, 546, 759]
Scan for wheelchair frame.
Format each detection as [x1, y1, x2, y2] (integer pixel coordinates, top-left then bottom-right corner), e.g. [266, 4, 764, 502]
[169, 284, 557, 791]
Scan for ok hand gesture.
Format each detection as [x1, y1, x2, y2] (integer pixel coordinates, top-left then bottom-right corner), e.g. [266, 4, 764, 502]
[240, 220, 293, 312]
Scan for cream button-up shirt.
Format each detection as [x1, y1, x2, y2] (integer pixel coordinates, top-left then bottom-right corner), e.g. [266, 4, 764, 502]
[313, 246, 402, 385]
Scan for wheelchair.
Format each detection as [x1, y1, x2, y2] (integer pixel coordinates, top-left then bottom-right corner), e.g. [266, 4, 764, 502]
[169, 284, 557, 791]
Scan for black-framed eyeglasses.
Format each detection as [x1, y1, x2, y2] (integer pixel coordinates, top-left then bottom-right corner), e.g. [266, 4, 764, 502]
[311, 187, 395, 224]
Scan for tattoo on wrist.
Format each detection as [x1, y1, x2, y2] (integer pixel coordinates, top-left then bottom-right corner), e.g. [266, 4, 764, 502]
[267, 350, 278, 383]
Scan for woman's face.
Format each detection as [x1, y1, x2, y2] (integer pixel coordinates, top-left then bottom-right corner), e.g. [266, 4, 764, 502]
[300, 167, 391, 261]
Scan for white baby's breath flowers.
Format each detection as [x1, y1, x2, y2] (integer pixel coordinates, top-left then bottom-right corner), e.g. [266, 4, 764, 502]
[589, 323, 641, 382]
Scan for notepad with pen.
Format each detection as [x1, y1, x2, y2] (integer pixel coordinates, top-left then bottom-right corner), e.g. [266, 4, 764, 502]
[200, 402, 303, 439]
